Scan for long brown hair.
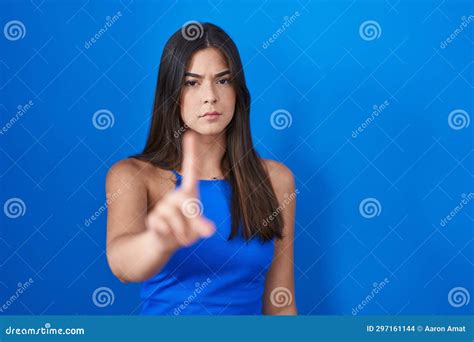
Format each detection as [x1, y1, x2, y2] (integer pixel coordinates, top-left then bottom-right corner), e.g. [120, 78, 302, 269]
[131, 22, 283, 242]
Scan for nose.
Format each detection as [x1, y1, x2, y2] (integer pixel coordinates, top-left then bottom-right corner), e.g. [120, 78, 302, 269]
[202, 83, 218, 104]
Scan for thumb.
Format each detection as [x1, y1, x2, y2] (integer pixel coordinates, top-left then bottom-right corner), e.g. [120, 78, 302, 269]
[195, 216, 216, 237]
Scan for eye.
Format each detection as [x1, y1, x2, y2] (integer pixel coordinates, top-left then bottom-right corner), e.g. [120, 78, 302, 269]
[217, 78, 231, 85]
[184, 80, 198, 87]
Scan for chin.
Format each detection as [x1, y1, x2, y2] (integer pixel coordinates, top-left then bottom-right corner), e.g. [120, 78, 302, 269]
[195, 125, 227, 136]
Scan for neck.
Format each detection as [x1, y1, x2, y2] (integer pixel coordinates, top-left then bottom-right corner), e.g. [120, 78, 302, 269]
[183, 131, 226, 178]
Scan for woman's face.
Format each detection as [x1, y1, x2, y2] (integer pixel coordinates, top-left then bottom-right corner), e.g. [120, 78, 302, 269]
[179, 47, 236, 136]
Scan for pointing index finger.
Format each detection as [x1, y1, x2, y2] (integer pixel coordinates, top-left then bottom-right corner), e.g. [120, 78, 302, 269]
[181, 130, 198, 193]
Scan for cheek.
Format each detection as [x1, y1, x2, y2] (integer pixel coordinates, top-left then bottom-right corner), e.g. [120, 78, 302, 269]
[180, 92, 199, 122]
[180, 92, 196, 112]
[221, 88, 236, 112]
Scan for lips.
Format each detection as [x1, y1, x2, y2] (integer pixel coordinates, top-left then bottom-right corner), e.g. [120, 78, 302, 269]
[201, 111, 221, 117]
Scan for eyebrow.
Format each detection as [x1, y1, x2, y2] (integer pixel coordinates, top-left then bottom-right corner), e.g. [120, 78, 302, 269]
[184, 70, 231, 78]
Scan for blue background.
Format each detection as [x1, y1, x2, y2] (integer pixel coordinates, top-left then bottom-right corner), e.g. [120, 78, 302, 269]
[0, 0, 473, 315]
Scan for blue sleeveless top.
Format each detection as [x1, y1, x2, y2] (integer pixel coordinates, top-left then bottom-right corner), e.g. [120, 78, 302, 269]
[140, 170, 275, 315]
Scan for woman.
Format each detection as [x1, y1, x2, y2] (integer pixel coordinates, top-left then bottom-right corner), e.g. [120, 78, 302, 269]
[105, 22, 297, 315]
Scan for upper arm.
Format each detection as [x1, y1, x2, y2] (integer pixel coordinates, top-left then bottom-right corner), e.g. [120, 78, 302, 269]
[105, 159, 148, 247]
[261, 159, 298, 315]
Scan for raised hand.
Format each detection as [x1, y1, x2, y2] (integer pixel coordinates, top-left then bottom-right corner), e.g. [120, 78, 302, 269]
[146, 130, 216, 251]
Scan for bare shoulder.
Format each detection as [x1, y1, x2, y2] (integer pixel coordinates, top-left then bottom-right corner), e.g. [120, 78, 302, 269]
[106, 158, 174, 202]
[261, 158, 295, 191]
[107, 158, 163, 188]
[106, 158, 148, 186]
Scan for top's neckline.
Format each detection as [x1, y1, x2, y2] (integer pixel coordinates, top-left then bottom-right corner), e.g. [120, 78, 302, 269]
[173, 170, 226, 182]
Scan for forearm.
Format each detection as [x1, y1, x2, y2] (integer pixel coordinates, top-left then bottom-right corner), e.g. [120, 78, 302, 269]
[106, 229, 175, 283]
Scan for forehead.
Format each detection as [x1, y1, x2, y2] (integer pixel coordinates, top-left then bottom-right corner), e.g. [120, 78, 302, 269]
[186, 48, 229, 73]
